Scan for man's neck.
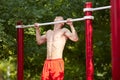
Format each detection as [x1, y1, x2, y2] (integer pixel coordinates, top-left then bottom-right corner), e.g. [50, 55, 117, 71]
[53, 25, 62, 31]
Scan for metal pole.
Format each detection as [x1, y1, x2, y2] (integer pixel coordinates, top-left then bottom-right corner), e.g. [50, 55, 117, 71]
[85, 2, 94, 80]
[16, 16, 94, 28]
[92, 6, 111, 11]
[17, 21, 24, 80]
[110, 0, 120, 80]
[83, 6, 111, 12]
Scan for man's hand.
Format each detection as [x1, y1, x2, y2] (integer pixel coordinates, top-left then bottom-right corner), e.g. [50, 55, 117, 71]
[34, 23, 40, 29]
[66, 18, 73, 26]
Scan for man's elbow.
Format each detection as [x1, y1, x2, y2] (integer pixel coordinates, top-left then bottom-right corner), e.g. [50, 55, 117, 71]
[36, 41, 42, 45]
[73, 37, 79, 42]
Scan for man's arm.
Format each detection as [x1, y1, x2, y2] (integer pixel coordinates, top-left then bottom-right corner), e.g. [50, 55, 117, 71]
[64, 18, 79, 42]
[34, 23, 47, 45]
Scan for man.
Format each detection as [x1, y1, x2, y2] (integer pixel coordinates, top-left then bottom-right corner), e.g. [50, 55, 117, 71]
[34, 16, 79, 80]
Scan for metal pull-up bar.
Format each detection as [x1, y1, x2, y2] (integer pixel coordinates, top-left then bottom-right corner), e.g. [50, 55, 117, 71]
[16, 2, 113, 80]
[83, 6, 111, 12]
[16, 16, 94, 28]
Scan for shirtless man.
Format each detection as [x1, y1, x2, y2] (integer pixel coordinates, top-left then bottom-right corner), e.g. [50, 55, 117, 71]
[34, 16, 78, 80]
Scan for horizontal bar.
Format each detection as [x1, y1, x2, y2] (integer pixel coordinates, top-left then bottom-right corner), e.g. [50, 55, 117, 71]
[16, 16, 94, 28]
[83, 6, 111, 12]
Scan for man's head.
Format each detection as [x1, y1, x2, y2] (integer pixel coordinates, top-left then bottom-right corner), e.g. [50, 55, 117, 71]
[54, 16, 65, 26]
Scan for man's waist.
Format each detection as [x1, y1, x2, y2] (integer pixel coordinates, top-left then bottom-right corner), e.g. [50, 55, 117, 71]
[46, 58, 63, 61]
[46, 53, 63, 59]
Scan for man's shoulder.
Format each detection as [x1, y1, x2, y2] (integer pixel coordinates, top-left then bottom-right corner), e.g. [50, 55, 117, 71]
[62, 28, 69, 32]
[62, 28, 68, 30]
[47, 29, 52, 33]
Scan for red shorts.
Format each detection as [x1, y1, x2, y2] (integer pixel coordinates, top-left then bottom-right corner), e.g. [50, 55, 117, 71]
[41, 58, 64, 80]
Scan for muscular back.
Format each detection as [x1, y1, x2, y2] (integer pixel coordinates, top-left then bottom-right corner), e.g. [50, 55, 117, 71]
[46, 29, 67, 59]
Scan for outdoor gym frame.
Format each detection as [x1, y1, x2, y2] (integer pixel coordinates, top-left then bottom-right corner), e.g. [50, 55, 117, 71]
[16, 0, 120, 80]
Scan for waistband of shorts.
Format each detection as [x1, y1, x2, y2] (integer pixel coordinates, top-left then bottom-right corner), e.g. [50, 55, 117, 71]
[46, 58, 63, 61]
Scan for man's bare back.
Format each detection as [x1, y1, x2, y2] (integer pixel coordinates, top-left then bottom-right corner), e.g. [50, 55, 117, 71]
[46, 29, 68, 59]
[34, 16, 78, 59]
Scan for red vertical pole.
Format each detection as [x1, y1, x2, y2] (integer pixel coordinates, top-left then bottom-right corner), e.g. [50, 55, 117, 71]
[110, 0, 120, 80]
[85, 2, 94, 80]
[17, 21, 24, 80]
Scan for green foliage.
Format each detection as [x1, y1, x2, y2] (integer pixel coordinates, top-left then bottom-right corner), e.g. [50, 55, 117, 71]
[0, 57, 17, 80]
[0, 0, 111, 80]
